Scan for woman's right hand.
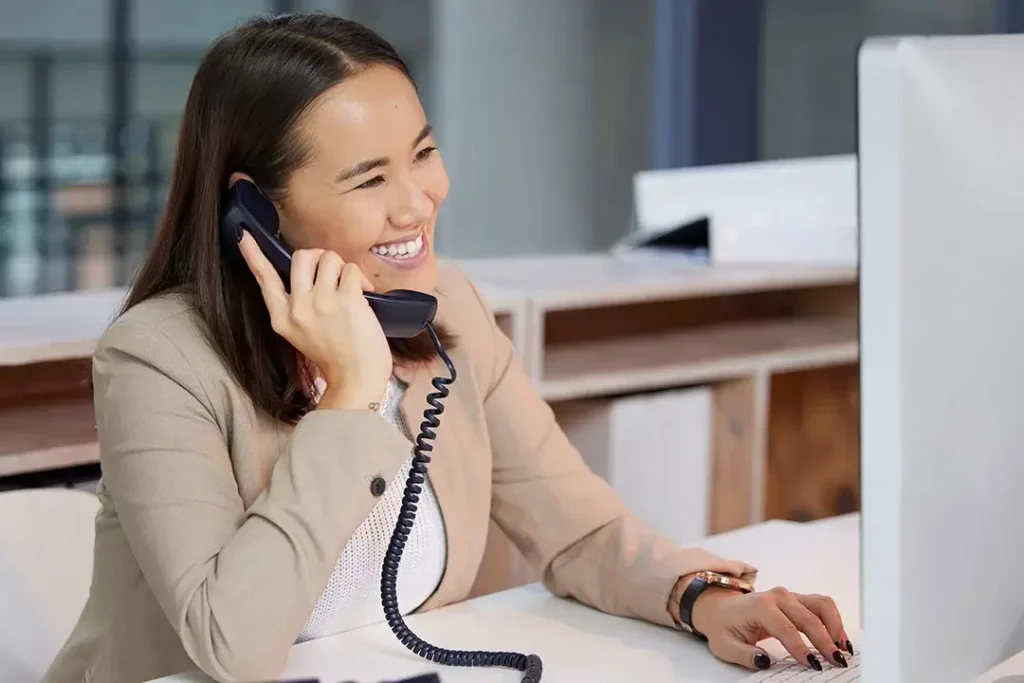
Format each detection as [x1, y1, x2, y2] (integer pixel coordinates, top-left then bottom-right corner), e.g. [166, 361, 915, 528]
[238, 231, 392, 410]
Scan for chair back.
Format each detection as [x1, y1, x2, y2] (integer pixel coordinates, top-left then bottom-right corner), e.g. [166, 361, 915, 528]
[0, 487, 100, 682]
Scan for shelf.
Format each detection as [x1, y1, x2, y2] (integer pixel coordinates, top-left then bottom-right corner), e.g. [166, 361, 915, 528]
[0, 395, 99, 477]
[539, 315, 858, 402]
[0, 287, 126, 366]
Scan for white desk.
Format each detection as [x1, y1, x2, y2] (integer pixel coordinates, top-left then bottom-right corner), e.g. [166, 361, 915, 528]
[0, 287, 125, 366]
[0, 276, 530, 368]
[151, 514, 859, 683]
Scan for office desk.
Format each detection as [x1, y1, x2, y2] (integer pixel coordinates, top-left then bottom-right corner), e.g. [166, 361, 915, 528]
[151, 514, 859, 683]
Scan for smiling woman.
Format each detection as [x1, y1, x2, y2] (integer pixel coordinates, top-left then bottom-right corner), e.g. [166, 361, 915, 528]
[265, 72, 446, 296]
[43, 12, 852, 683]
[123, 12, 454, 424]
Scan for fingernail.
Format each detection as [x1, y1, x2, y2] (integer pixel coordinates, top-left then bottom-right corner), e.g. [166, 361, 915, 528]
[807, 654, 822, 671]
[837, 639, 855, 656]
[832, 650, 848, 667]
[237, 226, 245, 242]
[754, 652, 771, 670]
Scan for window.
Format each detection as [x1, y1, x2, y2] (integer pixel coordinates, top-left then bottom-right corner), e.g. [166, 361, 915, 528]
[0, 0, 438, 296]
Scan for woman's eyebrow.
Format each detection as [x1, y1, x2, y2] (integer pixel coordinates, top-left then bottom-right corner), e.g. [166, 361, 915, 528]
[412, 123, 433, 149]
[336, 157, 387, 183]
[334, 123, 435, 183]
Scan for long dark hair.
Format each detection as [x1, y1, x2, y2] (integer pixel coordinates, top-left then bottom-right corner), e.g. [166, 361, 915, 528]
[123, 13, 454, 424]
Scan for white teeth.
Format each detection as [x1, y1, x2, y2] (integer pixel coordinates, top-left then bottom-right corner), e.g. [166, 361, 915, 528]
[371, 234, 424, 259]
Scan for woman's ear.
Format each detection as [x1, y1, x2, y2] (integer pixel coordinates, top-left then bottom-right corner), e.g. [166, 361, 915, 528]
[227, 171, 254, 189]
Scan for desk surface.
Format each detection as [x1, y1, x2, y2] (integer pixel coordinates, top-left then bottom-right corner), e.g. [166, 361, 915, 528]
[0, 287, 126, 366]
[0, 283, 523, 368]
[458, 252, 854, 310]
[151, 514, 859, 683]
[0, 287, 533, 369]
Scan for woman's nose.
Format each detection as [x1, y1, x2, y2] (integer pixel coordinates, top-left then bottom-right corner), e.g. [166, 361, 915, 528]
[389, 177, 433, 228]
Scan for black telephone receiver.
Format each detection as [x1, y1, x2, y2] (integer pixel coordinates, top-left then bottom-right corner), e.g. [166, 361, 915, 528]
[219, 179, 437, 339]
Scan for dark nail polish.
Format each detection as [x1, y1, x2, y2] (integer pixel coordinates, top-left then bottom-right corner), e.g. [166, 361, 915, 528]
[846, 639, 855, 656]
[807, 654, 822, 671]
[754, 652, 771, 670]
[833, 650, 848, 667]
[236, 226, 245, 242]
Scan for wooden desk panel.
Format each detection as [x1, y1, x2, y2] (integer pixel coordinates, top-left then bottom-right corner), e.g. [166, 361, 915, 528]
[765, 363, 861, 522]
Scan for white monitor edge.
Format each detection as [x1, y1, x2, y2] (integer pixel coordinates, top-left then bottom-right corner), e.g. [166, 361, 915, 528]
[858, 36, 907, 683]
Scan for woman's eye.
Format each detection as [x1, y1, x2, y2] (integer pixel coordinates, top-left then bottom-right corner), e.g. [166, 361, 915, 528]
[415, 146, 437, 162]
[357, 175, 384, 190]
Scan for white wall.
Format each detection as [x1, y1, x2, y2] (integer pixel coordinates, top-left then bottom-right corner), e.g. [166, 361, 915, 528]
[431, 0, 653, 257]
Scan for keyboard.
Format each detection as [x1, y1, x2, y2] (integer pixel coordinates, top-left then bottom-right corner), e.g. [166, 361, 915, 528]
[739, 651, 861, 682]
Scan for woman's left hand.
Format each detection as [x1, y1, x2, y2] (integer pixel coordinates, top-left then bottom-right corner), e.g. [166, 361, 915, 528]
[691, 585, 853, 671]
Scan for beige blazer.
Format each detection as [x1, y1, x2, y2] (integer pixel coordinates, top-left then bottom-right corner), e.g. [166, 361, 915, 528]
[43, 263, 755, 683]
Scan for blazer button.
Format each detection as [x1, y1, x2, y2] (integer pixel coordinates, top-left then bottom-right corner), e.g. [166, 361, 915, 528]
[370, 476, 387, 497]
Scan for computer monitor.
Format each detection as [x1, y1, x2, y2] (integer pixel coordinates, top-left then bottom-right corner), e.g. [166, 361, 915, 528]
[859, 34, 1024, 682]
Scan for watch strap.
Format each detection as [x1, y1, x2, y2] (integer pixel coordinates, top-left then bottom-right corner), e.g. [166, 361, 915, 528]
[678, 575, 712, 638]
[678, 571, 754, 637]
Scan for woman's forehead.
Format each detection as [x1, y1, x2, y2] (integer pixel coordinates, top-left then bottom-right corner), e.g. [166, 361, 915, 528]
[299, 65, 427, 161]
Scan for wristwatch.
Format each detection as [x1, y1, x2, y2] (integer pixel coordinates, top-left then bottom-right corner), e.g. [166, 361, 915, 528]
[678, 570, 754, 638]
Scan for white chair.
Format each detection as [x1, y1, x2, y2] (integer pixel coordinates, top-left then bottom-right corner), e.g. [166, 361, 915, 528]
[0, 487, 100, 682]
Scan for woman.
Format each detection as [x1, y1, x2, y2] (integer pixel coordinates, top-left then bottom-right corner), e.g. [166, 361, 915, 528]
[45, 13, 852, 683]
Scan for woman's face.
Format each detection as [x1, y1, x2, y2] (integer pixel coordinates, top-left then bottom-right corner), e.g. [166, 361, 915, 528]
[277, 64, 448, 294]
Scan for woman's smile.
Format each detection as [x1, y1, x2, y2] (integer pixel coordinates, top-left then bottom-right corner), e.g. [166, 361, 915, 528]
[369, 229, 429, 270]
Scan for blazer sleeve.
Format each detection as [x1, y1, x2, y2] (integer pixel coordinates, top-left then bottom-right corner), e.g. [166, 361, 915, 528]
[463, 282, 756, 630]
[92, 320, 411, 682]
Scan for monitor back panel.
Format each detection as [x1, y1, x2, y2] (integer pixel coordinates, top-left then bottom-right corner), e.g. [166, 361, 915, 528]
[860, 34, 1024, 683]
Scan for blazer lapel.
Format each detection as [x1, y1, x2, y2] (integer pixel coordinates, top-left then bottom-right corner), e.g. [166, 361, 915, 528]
[395, 358, 471, 609]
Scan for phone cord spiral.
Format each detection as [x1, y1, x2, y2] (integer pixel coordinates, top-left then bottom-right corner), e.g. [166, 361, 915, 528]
[380, 322, 543, 683]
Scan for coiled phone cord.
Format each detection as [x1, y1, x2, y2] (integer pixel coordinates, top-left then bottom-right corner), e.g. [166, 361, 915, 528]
[380, 322, 544, 683]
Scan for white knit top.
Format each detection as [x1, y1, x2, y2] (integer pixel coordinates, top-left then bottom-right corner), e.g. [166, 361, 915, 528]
[296, 375, 448, 641]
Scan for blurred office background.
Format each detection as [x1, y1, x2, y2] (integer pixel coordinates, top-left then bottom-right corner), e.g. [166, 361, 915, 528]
[0, 0, 1014, 297]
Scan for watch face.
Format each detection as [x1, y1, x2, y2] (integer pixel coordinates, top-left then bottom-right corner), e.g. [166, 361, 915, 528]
[698, 571, 754, 593]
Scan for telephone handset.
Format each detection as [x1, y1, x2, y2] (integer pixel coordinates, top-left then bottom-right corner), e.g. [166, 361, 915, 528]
[219, 179, 437, 339]
[219, 179, 543, 682]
